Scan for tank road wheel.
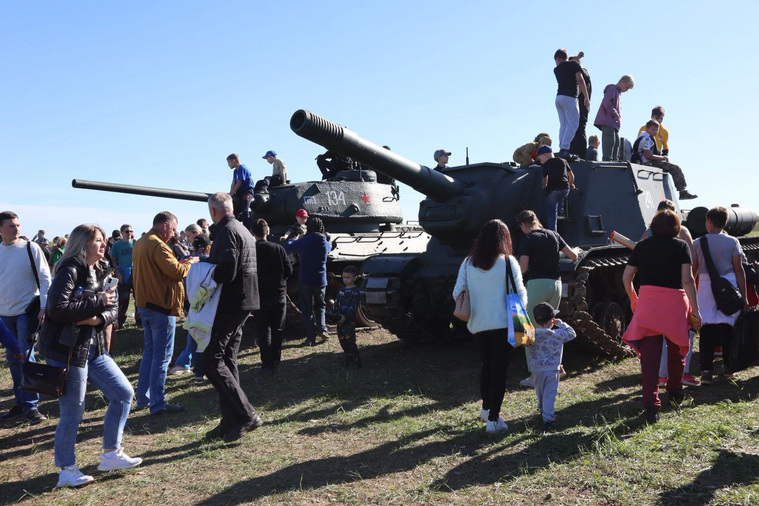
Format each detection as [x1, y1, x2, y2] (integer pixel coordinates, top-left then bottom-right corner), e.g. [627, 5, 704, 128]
[356, 303, 375, 327]
[593, 302, 625, 342]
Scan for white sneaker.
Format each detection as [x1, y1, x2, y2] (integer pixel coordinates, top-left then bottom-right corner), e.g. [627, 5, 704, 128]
[480, 408, 489, 423]
[57, 465, 94, 488]
[97, 448, 143, 471]
[519, 376, 535, 388]
[168, 365, 190, 375]
[485, 418, 509, 434]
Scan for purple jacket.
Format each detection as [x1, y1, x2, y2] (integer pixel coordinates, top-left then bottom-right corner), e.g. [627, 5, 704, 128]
[593, 84, 622, 130]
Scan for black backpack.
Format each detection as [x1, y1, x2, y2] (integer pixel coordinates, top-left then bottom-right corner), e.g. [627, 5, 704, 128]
[631, 133, 660, 164]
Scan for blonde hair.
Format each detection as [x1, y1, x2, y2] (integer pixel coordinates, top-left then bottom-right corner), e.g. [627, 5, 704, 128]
[54, 224, 107, 274]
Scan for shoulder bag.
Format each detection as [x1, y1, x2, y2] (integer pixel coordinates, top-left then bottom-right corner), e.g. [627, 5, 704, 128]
[700, 236, 743, 316]
[24, 241, 42, 319]
[453, 259, 470, 322]
[20, 329, 73, 398]
[505, 258, 535, 347]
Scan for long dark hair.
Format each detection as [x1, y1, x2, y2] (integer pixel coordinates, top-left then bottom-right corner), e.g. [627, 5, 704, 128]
[468, 219, 512, 270]
[307, 217, 325, 235]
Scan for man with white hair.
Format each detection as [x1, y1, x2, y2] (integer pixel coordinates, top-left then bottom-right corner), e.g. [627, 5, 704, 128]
[204, 192, 261, 443]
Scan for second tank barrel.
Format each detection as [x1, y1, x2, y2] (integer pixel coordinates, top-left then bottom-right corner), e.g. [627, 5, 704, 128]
[72, 179, 212, 203]
[290, 109, 464, 201]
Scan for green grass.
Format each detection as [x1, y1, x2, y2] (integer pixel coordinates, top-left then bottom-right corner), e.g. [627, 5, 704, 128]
[0, 319, 757, 505]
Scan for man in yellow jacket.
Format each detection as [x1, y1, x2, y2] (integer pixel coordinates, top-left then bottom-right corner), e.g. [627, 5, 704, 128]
[133, 211, 198, 415]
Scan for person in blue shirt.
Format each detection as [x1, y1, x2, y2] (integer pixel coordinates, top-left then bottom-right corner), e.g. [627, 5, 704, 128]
[284, 217, 331, 346]
[227, 153, 253, 219]
[110, 224, 136, 329]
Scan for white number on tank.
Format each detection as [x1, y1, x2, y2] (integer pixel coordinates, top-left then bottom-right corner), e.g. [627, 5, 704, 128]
[327, 191, 347, 206]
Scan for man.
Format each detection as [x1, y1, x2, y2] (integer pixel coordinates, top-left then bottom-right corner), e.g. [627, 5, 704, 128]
[553, 49, 590, 158]
[316, 150, 353, 179]
[132, 212, 198, 415]
[433, 149, 451, 171]
[252, 219, 292, 373]
[204, 192, 262, 442]
[634, 120, 697, 200]
[227, 153, 253, 219]
[0, 211, 51, 424]
[535, 146, 575, 231]
[110, 224, 137, 328]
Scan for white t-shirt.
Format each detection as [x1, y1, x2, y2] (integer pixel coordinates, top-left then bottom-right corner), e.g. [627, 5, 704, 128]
[0, 240, 52, 316]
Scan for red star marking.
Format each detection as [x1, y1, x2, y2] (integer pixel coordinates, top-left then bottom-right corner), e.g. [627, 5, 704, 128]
[361, 192, 370, 204]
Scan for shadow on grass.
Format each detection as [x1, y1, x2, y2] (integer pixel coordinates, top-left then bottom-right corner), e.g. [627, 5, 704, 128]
[656, 449, 759, 505]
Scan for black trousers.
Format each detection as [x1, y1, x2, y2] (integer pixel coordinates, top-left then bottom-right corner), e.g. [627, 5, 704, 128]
[204, 308, 257, 430]
[475, 328, 513, 422]
[253, 299, 287, 369]
[699, 323, 733, 371]
[569, 100, 589, 158]
[116, 280, 139, 327]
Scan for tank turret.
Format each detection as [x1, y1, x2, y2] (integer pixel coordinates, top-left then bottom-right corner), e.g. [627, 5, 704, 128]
[290, 110, 759, 357]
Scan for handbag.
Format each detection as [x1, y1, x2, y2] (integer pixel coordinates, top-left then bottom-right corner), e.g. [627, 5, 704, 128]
[453, 259, 471, 322]
[24, 241, 42, 319]
[700, 237, 743, 316]
[20, 329, 72, 398]
[505, 259, 535, 348]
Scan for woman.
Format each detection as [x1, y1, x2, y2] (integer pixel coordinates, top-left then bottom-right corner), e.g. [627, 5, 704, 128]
[453, 219, 527, 434]
[622, 210, 701, 424]
[516, 210, 580, 387]
[691, 206, 747, 384]
[39, 225, 142, 488]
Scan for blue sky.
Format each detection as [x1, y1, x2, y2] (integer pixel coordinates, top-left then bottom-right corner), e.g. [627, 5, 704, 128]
[2, 1, 756, 238]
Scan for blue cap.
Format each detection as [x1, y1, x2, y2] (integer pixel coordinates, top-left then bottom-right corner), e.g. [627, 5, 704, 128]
[263, 150, 277, 159]
[536, 145, 553, 156]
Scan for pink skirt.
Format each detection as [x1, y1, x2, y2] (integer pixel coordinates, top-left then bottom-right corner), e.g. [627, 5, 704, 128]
[622, 285, 690, 356]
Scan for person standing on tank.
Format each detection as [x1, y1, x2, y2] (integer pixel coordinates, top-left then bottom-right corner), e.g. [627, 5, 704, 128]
[227, 153, 254, 219]
[516, 210, 580, 388]
[553, 49, 590, 158]
[568, 52, 593, 159]
[593, 75, 635, 161]
[452, 219, 527, 435]
[535, 146, 575, 231]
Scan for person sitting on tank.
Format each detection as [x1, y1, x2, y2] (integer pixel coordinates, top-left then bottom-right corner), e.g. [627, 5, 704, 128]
[316, 150, 354, 180]
[226, 153, 254, 219]
[535, 145, 575, 231]
[280, 209, 309, 243]
[633, 120, 697, 200]
[254, 150, 287, 194]
[433, 149, 451, 171]
[513, 134, 552, 168]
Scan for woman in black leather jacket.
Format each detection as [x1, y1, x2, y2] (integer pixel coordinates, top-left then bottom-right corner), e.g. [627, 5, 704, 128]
[40, 224, 142, 488]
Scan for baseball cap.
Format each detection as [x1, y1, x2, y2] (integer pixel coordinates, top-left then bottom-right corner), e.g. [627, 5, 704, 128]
[295, 208, 309, 218]
[262, 150, 277, 159]
[533, 302, 560, 324]
[433, 149, 451, 162]
[536, 145, 553, 156]
[193, 234, 211, 249]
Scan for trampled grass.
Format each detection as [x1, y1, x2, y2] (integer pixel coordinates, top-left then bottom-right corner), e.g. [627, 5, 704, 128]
[0, 319, 757, 505]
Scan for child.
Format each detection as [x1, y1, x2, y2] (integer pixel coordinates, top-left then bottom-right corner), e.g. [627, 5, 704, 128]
[280, 209, 309, 242]
[586, 135, 600, 161]
[530, 302, 576, 430]
[227, 153, 254, 219]
[334, 265, 362, 367]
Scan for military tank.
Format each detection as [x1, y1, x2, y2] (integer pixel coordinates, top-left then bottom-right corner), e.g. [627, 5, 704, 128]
[72, 168, 430, 325]
[289, 109, 759, 357]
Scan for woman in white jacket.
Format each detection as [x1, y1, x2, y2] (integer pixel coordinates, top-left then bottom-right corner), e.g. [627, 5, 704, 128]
[453, 219, 527, 434]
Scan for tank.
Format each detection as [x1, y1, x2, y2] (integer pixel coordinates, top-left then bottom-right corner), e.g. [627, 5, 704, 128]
[72, 172, 430, 325]
[290, 109, 759, 358]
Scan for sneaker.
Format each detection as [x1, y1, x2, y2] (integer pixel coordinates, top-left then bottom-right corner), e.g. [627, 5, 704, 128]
[559, 365, 568, 380]
[485, 418, 509, 434]
[57, 465, 94, 488]
[193, 375, 206, 382]
[682, 374, 700, 387]
[25, 409, 46, 425]
[480, 408, 490, 423]
[701, 371, 714, 385]
[169, 365, 190, 375]
[223, 415, 263, 443]
[0, 405, 24, 422]
[151, 404, 184, 416]
[97, 448, 143, 471]
[543, 420, 555, 431]
[714, 346, 723, 357]
[658, 377, 668, 387]
[644, 407, 659, 424]
[679, 190, 698, 200]
[317, 331, 330, 342]
[519, 376, 535, 388]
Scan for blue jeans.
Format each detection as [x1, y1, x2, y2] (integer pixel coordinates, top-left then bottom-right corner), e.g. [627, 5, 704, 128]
[175, 332, 204, 376]
[545, 189, 570, 231]
[660, 330, 694, 376]
[0, 313, 39, 412]
[299, 284, 326, 341]
[136, 307, 176, 413]
[555, 95, 580, 150]
[50, 346, 134, 467]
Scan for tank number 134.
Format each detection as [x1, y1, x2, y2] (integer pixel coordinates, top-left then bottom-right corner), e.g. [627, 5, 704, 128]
[326, 190, 347, 206]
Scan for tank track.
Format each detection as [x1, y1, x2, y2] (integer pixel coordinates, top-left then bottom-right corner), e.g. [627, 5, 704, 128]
[563, 254, 636, 359]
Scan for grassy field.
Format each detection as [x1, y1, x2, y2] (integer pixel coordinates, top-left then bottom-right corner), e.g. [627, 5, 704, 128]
[0, 318, 757, 505]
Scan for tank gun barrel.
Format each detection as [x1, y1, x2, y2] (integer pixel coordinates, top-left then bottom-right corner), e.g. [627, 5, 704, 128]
[290, 109, 464, 201]
[72, 179, 212, 203]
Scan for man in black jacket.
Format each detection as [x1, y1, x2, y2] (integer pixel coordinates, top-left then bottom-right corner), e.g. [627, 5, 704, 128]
[252, 219, 292, 373]
[204, 192, 261, 443]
